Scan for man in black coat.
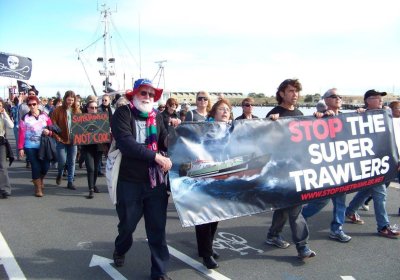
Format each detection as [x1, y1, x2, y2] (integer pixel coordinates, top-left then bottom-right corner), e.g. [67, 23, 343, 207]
[111, 79, 172, 280]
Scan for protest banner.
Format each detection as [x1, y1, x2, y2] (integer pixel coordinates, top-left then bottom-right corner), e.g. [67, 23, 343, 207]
[71, 113, 111, 145]
[168, 110, 398, 227]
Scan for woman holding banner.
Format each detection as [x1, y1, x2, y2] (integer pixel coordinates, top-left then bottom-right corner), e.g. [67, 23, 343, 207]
[82, 100, 106, 199]
[18, 95, 53, 197]
[160, 98, 181, 128]
[194, 98, 233, 269]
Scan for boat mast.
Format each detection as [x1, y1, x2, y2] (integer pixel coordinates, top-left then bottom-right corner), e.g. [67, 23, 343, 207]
[98, 4, 115, 93]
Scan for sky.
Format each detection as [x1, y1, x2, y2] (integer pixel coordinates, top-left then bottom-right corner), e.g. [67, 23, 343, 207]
[1, 0, 400, 99]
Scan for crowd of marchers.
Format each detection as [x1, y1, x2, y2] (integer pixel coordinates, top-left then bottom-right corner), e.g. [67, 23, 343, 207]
[0, 78, 399, 280]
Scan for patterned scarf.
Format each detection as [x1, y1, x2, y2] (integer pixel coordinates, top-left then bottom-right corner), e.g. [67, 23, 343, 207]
[130, 102, 165, 188]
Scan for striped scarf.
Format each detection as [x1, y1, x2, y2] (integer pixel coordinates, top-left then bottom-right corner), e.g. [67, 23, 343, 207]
[130, 102, 165, 188]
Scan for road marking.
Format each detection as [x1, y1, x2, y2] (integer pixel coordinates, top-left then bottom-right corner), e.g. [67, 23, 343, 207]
[168, 245, 231, 280]
[0, 232, 27, 280]
[390, 184, 400, 189]
[213, 232, 264, 255]
[89, 255, 127, 280]
[341, 277, 356, 280]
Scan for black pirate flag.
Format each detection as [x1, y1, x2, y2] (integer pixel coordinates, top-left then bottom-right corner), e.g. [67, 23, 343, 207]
[0, 52, 32, 80]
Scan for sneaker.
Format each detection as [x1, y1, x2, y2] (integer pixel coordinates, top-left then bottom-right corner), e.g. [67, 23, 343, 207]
[359, 204, 369, 211]
[329, 231, 352, 242]
[265, 235, 290, 249]
[113, 251, 125, 267]
[297, 247, 316, 259]
[346, 212, 365, 224]
[378, 225, 400, 239]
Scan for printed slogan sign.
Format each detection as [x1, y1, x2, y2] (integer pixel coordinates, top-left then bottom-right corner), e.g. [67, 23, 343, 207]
[71, 113, 111, 145]
[168, 110, 398, 227]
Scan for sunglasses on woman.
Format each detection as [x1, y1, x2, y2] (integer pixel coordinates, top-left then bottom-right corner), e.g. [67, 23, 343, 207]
[28, 103, 37, 107]
[197, 97, 208, 101]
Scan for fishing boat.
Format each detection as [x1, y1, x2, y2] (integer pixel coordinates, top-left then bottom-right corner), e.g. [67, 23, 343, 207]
[179, 154, 270, 180]
[76, 4, 169, 102]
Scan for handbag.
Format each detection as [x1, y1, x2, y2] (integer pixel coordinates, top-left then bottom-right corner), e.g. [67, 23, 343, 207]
[106, 105, 131, 205]
[106, 139, 121, 205]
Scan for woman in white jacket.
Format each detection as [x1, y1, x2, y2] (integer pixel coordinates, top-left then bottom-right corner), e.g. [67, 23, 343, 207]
[0, 99, 14, 198]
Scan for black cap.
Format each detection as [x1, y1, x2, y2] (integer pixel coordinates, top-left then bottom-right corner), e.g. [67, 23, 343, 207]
[364, 89, 386, 100]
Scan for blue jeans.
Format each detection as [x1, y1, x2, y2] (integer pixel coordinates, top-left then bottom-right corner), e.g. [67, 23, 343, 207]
[56, 142, 77, 183]
[346, 184, 390, 231]
[25, 148, 50, 180]
[115, 180, 169, 279]
[302, 194, 347, 233]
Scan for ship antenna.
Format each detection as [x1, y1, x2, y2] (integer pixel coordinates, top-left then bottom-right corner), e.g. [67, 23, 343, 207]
[138, 14, 142, 78]
[152, 60, 167, 89]
[98, 3, 117, 93]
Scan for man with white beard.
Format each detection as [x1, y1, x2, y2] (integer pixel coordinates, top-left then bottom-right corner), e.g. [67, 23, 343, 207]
[111, 79, 173, 280]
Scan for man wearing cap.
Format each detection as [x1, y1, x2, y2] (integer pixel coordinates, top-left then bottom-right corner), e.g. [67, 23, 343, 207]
[111, 78, 172, 280]
[302, 88, 352, 243]
[345, 89, 400, 239]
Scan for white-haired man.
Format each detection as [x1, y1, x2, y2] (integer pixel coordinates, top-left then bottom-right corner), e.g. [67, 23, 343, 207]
[111, 79, 173, 280]
[302, 88, 352, 243]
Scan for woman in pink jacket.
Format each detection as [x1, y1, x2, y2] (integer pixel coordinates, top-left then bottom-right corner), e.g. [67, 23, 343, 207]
[18, 95, 53, 197]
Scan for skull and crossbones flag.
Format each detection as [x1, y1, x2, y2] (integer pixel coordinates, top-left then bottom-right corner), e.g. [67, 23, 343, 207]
[17, 80, 31, 93]
[0, 52, 32, 80]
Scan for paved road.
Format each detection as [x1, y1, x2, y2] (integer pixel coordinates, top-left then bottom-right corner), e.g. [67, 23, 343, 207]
[1, 129, 400, 280]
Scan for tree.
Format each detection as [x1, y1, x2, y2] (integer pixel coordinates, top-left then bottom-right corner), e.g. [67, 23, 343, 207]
[304, 94, 313, 102]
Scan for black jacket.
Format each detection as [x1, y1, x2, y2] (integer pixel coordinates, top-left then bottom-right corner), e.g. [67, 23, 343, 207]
[38, 136, 57, 161]
[38, 124, 61, 161]
[111, 105, 168, 183]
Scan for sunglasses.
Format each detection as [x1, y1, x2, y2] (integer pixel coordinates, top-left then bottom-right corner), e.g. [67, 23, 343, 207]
[102, 99, 108, 102]
[88, 106, 98, 109]
[243, 103, 252, 107]
[328, 95, 342, 99]
[28, 103, 37, 107]
[140, 91, 156, 98]
[217, 107, 230, 112]
[197, 97, 208, 101]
